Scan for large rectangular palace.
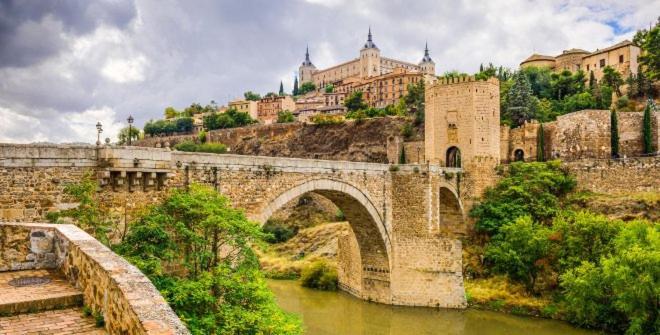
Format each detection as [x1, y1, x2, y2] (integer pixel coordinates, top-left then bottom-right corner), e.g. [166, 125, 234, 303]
[299, 28, 436, 89]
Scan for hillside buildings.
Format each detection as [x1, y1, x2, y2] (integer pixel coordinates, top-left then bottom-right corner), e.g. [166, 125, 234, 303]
[229, 99, 258, 120]
[256, 95, 296, 124]
[520, 40, 641, 82]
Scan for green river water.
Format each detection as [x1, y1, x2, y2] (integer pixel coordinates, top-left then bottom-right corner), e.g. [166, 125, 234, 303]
[268, 280, 602, 335]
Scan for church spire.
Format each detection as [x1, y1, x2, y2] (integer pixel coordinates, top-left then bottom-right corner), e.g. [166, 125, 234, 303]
[420, 41, 433, 63]
[302, 45, 314, 67]
[363, 27, 378, 49]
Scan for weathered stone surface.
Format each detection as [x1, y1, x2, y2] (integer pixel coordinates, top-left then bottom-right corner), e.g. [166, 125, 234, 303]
[0, 223, 189, 335]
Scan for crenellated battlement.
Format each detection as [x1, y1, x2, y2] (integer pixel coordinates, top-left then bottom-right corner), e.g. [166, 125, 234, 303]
[432, 75, 498, 86]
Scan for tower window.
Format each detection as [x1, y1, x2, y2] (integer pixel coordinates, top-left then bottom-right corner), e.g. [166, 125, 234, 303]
[619, 55, 624, 63]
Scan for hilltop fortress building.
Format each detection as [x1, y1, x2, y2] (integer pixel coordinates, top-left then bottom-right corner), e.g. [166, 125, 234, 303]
[299, 29, 436, 89]
[520, 40, 641, 82]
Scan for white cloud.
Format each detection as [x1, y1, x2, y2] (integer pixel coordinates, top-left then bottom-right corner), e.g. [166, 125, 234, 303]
[102, 55, 148, 83]
[64, 106, 125, 144]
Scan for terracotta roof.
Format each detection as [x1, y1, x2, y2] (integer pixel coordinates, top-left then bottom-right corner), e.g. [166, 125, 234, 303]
[520, 54, 556, 64]
[558, 48, 591, 56]
[587, 40, 634, 57]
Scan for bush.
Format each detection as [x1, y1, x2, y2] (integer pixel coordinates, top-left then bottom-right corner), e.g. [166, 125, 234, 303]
[560, 220, 658, 334]
[174, 141, 227, 154]
[300, 260, 338, 291]
[311, 114, 344, 125]
[203, 108, 255, 130]
[400, 122, 413, 138]
[470, 161, 576, 235]
[144, 117, 194, 136]
[277, 110, 295, 123]
[198, 130, 207, 144]
[262, 220, 298, 243]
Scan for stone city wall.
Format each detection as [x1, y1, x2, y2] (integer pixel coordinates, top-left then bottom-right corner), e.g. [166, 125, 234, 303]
[563, 156, 660, 195]
[0, 222, 189, 334]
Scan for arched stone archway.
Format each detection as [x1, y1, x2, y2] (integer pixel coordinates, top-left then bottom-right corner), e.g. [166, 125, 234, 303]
[446, 146, 461, 168]
[514, 149, 525, 162]
[438, 185, 465, 235]
[254, 178, 392, 303]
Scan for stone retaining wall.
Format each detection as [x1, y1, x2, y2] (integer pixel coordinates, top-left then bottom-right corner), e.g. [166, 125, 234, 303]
[0, 223, 189, 334]
[563, 156, 660, 194]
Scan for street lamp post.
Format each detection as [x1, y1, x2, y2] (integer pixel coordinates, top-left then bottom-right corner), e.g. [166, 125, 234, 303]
[127, 115, 134, 146]
[96, 122, 103, 146]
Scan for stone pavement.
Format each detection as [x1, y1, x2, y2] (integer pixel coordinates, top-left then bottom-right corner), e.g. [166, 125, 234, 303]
[0, 270, 106, 334]
[0, 308, 106, 334]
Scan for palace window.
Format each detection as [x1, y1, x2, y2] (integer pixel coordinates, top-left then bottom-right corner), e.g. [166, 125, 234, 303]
[599, 59, 605, 68]
[619, 55, 624, 63]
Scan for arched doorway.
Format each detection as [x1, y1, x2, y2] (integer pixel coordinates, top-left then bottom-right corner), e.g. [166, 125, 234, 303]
[446, 146, 461, 168]
[514, 149, 525, 162]
[438, 186, 465, 235]
[256, 179, 391, 303]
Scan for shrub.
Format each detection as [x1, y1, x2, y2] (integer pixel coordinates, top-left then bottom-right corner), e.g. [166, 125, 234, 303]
[198, 130, 207, 144]
[277, 110, 295, 123]
[470, 161, 576, 235]
[174, 141, 227, 154]
[300, 260, 338, 291]
[311, 114, 344, 125]
[173, 140, 197, 152]
[262, 220, 298, 243]
[400, 122, 413, 139]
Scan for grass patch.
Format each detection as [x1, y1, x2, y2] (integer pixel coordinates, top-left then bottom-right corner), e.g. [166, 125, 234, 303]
[465, 276, 553, 317]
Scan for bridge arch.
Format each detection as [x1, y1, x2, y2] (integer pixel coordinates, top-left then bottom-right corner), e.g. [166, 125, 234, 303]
[255, 178, 392, 301]
[438, 182, 466, 234]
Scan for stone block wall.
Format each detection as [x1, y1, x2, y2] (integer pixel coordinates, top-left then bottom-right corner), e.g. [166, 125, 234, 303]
[563, 156, 660, 194]
[0, 223, 189, 334]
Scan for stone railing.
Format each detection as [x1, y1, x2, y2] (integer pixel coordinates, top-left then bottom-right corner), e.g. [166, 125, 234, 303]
[0, 222, 189, 334]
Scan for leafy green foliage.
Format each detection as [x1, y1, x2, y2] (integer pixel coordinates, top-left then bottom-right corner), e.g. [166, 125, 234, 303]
[300, 260, 338, 291]
[310, 114, 344, 125]
[344, 91, 368, 112]
[174, 141, 227, 154]
[46, 174, 115, 244]
[277, 110, 295, 123]
[536, 124, 545, 162]
[197, 130, 207, 144]
[324, 84, 334, 93]
[633, 17, 660, 81]
[611, 110, 619, 157]
[144, 117, 194, 136]
[560, 220, 659, 334]
[292, 76, 299, 96]
[602, 66, 624, 96]
[299, 82, 316, 95]
[244, 91, 261, 101]
[470, 161, 576, 234]
[203, 108, 255, 130]
[485, 216, 552, 292]
[642, 100, 655, 154]
[117, 185, 302, 335]
[117, 126, 142, 145]
[504, 71, 536, 126]
[262, 220, 298, 243]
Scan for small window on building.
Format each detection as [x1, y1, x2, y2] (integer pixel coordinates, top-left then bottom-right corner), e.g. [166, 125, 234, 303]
[587, 64, 589, 71]
[599, 59, 605, 68]
[619, 55, 624, 63]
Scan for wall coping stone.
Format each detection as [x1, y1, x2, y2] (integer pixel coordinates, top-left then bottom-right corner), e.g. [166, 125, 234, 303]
[0, 222, 190, 335]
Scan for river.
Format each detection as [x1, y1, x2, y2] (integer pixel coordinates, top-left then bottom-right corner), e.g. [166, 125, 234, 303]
[268, 280, 601, 335]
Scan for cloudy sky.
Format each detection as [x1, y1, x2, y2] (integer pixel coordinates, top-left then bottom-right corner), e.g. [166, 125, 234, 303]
[0, 0, 657, 143]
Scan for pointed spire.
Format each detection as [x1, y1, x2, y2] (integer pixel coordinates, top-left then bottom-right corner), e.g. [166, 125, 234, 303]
[420, 41, 433, 64]
[302, 44, 314, 67]
[363, 27, 378, 49]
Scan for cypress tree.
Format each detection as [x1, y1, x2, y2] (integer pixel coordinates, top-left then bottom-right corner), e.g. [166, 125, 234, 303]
[536, 123, 545, 162]
[642, 99, 654, 154]
[588, 70, 596, 88]
[398, 145, 406, 164]
[611, 109, 619, 158]
[278, 81, 284, 96]
[293, 76, 299, 96]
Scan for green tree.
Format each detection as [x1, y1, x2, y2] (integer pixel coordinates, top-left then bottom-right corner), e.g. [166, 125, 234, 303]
[279, 81, 284, 96]
[404, 80, 425, 125]
[299, 82, 316, 95]
[117, 126, 142, 145]
[117, 185, 302, 334]
[164, 106, 179, 119]
[277, 110, 295, 123]
[633, 17, 660, 81]
[324, 84, 334, 93]
[485, 216, 552, 293]
[505, 71, 536, 126]
[470, 161, 576, 234]
[244, 91, 261, 101]
[642, 99, 655, 154]
[611, 109, 620, 158]
[293, 76, 299, 96]
[536, 124, 545, 162]
[46, 174, 115, 244]
[344, 91, 368, 112]
[588, 70, 596, 88]
[561, 220, 659, 334]
[398, 145, 406, 164]
[602, 66, 624, 97]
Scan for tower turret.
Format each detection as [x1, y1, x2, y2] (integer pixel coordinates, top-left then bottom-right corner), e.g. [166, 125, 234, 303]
[419, 42, 435, 75]
[299, 45, 317, 85]
[360, 27, 381, 78]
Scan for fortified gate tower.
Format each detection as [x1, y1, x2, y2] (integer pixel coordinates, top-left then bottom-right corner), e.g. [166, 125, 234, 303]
[425, 76, 501, 198]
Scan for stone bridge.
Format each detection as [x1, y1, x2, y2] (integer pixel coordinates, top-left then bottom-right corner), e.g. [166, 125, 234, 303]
[0, 144, 468, 308]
